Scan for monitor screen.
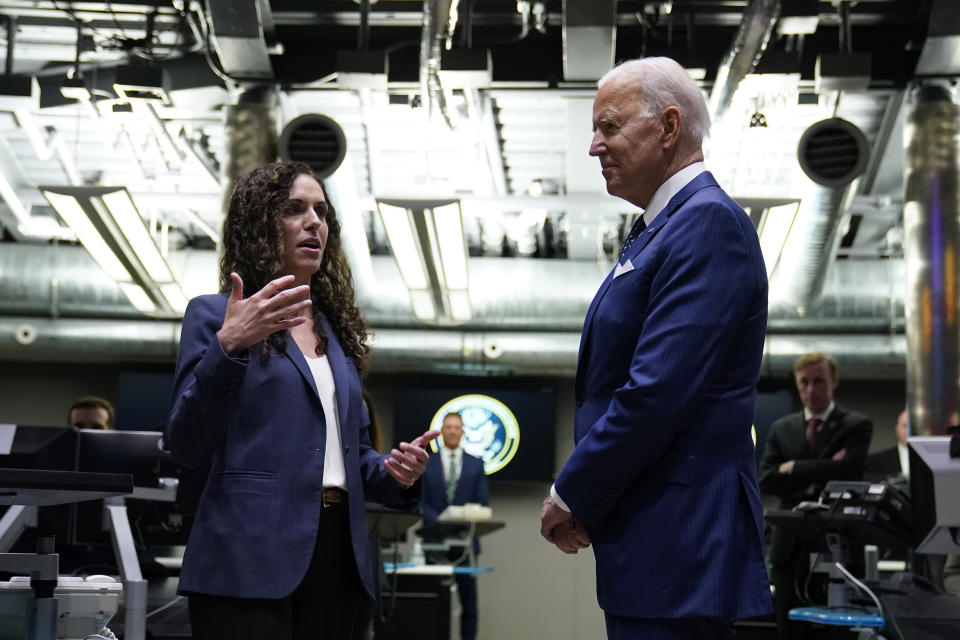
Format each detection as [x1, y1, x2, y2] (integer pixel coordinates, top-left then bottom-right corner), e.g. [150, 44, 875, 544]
[0, 425, 78, 544]
[0, 425, 77, 471]
[393, 384, 556, 482]
[72, 429, 204, 547]
[909, 435, 960, 554]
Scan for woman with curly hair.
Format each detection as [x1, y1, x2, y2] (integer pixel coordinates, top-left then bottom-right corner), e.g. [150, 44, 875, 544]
[166, 161, 438, 639]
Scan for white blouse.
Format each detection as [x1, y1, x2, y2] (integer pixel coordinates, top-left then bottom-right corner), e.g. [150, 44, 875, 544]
[305, 355, 347, 490]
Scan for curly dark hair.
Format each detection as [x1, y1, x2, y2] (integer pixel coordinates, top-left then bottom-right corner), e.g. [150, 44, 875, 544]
[219, 161, 369, 370]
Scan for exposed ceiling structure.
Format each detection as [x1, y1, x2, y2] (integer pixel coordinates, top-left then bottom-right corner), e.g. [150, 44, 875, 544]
[0, 0, 946, 376]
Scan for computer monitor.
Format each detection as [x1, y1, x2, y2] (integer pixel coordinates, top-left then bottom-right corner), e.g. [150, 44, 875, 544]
[0, 425, 78, 543]
[72, 429, 202, 547]
[908, 436, 960, 554]
[0, 425, 77, 471]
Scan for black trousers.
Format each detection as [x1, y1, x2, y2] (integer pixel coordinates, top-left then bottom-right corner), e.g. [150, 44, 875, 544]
[187, 504, 369, 640]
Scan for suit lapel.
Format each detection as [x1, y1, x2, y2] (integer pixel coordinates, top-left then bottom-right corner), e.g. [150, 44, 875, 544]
[575, 171, 722, 395]
[283, 317, 352, 430]
[319, 315, 351, 430]
[285, 332, 320, 400]
[575, 269, 615, 397]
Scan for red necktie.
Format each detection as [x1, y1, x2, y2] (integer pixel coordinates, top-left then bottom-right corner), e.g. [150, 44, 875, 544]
[806, 418, 821, 450]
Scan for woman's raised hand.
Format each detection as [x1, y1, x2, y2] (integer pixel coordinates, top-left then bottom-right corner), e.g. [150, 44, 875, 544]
[216, 272, 312, 355]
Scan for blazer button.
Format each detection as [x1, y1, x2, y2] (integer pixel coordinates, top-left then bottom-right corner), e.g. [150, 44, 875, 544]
[344, 445, 350, 454]
[576, 399, 584, 408]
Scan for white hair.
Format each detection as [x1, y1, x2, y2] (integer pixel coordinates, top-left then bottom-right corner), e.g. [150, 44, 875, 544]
[598, 57, 711, 147]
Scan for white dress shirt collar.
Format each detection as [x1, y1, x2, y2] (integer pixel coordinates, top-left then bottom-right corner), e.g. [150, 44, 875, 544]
[804, 400, 835, 423]
[441, 445, 463, 476]
[642, 161, 706, 226]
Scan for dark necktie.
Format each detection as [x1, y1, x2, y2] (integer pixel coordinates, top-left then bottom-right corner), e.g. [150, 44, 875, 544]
[619, 215, 648, 260]
[446, 453, 458, 503]
[806, 418, 821, 450]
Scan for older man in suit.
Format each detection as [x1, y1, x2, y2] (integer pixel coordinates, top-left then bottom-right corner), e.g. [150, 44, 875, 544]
[540, 57, 773, 640]
[420, 412, 489, 640]
[865, 409, 909, 479]
[759, 352, 873, 639]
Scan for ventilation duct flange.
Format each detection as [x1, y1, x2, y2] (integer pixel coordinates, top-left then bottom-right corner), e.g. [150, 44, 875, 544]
[797, 117, 869, 188]
[278, 114, 347, 179]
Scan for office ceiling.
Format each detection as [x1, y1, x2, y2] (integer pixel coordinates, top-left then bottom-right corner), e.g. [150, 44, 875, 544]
[0, 0, 944, 371]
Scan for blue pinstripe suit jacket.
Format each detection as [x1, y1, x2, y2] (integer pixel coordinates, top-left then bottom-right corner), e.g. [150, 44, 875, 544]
[555, 172, 774, 619]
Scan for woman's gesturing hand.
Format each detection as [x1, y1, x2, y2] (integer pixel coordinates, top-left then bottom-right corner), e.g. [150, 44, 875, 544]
[384, 429, 442, 488]
[216, 272, 313, 355]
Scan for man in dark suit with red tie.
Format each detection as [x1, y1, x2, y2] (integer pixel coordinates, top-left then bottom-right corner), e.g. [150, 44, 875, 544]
[759, 352, 873, 639]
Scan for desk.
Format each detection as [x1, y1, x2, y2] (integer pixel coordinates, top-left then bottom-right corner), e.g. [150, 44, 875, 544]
[0, 468, 131, 640]
[374, 566, 455, 640]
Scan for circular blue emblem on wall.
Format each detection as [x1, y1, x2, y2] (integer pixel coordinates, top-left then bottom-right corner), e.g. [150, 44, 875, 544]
[428, 394, 520, 475]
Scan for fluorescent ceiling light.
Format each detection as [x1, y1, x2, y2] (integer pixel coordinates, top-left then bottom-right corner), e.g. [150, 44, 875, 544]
[432, 202, 469, 290]
[43, 190, 129, 281]
[758, 202, 800, 279]
[118, 282, 157, 313]
[42, 186, 184, 316]
[100, 190, 173, 282]
[378, 198, 471, 325]
[160, 283, 189, 314]
[410, 290, 438, 322]
[113, 64, 170, 104]
[447, 290, 472, 322]
[0, 169, 30, 226]
[60, 76, 90, 101]
[378, 202, 429, 289]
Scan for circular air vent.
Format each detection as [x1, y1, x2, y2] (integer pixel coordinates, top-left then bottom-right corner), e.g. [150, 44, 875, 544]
[278, 114, 347, 179]
[797, 117, 868, 188]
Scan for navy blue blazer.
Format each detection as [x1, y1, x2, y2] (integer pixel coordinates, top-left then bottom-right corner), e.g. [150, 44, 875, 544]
[166, 293, 415, 600]
[420, 451, 489, 523]
[554, 172, 774, 619]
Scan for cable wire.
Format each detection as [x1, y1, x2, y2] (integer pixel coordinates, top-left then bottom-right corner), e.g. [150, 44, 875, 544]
[833, 561, 885, 620]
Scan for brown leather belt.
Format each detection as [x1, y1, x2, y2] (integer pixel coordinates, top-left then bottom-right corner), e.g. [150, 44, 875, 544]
[322, 486, 348, 508]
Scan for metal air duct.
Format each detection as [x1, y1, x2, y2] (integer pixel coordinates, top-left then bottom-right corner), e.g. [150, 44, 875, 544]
[708, 0, 781, 121]
[205, 0, 274, 79]
[904, 84, 960, 436]
[220, 85, 278, 215]
[770, 117, 869, 315]
[278, 114, 347, 179]
[0, 245, 903, 332]
[562, 0, 616, 82]
[0, 316, 905, 380]
[419, 0, 459, 128]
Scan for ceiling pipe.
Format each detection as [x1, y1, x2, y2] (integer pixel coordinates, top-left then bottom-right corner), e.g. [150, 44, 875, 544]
[419, 0, 459, 129]
[903, 84, 960, 436]
[770, 117, 870, 316]
[220, 85, 278, 217]
[708, 0, 781, 121]
[0, 316, 904, 380]
[0, 244, 904, 331]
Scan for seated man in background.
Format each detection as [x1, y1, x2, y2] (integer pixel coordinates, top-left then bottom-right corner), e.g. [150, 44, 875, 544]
[420, 412, 489, 640]
[67, 396, 115, 430]
[864, 409, 909, 480]
[759, 352, 873, 640]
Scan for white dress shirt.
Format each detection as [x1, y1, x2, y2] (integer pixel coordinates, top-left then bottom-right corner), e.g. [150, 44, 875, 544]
[897, 441, 910, 478]
[639, 161, 706, 227]
[305, 355, 347, 490]
[803, 400, 836, 432]
[440, 445, 464, 485]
